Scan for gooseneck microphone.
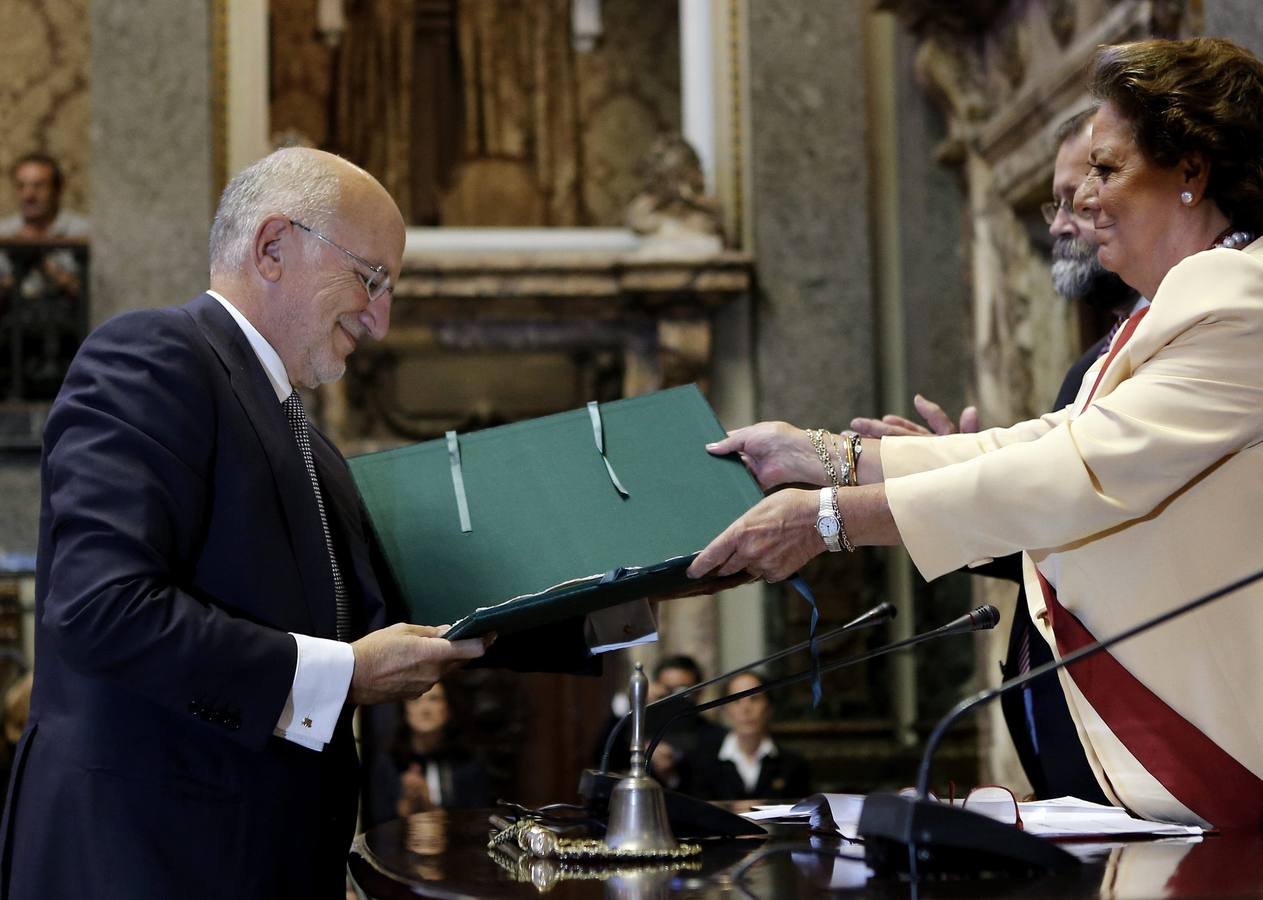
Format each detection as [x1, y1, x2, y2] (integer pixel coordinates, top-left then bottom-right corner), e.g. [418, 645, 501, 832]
[642, 605, 1001, 766]
[858, 564, 1263, 880]
[580, 603, 992, 841]
[597, 600, 898, 774]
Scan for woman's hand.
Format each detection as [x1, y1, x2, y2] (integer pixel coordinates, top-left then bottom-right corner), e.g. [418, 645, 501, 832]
[706, 422, 826, 490]
[686, 488, 822, 583]
[397, 762, 434, 816]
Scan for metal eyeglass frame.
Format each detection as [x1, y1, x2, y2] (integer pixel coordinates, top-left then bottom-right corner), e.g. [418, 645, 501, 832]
[289, 219, 393, 301]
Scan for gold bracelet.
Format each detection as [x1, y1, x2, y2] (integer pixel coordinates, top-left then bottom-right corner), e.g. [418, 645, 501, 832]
[842, 434, 857, 487]
[806, 428, 840, 488]
[849, 433, 863, 486]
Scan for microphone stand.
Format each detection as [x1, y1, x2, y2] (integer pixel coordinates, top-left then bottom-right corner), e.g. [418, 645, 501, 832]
[858, 564, 1263, 880]
[579, 605, 997, 840]
[597, 601, 896, 774]
[643, 605, 999, 765]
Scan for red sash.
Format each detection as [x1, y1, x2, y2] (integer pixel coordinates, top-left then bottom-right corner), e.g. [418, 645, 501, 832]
[1036, 307, 1263, 828]
[1082, 306, 1148, 407]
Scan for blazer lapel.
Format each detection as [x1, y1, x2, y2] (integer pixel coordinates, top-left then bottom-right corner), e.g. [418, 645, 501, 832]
[1075, 307, 1152, 414]
[185, 293, 338, 638]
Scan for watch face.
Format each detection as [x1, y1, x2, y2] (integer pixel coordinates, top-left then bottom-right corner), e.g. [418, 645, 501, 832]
[817, 516, 840, 537]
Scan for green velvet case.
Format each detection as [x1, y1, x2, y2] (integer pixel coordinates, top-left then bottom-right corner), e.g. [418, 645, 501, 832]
[347, 384, 763, 639]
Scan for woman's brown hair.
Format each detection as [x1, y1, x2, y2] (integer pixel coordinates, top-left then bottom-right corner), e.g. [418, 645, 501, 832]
[1090, 38, 1263, 232]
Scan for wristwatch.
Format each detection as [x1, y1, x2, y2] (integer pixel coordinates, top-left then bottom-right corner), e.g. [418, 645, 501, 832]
[817, 487, 842, 552]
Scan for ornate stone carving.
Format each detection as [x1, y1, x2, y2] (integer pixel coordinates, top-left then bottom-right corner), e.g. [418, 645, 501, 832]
[912, 37, 990, 166]
[624, 134, 722, 245]
[876, 0, 1008, 37]
[1048, 0, 1077, 47]
[994, 14, 1028, 91]
[0, 0, 90, 216]
[321, 236, 751, 447]
[1153, 0, 1192, 38]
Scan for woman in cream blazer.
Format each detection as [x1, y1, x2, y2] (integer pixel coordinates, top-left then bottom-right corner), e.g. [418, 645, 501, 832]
[689, 37, 1263, 829]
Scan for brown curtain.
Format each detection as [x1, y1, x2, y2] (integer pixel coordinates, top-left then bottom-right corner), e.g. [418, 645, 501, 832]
[335, 0, 581, 226]
[336, 0, 461, 225]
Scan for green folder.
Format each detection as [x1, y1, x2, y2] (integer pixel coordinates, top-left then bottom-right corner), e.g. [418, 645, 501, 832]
[348, 384, 763, 639]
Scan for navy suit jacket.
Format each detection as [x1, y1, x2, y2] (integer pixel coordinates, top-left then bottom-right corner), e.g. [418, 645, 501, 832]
[689, 741, 811, 802]
[1, 294, 386, 899]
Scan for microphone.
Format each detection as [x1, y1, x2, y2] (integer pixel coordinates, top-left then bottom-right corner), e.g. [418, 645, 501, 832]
[857, 564, 1263, 880]
[578, 603, 996, 840]
[597, 600, 898, 774]
[642, 604, 1001, 765]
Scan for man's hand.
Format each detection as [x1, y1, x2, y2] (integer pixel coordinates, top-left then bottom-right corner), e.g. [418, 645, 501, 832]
[348, 623, 490, 705]
[705, 421, 826, 490]
[850, 394, 979, 438]
[686, 488, 821, 584]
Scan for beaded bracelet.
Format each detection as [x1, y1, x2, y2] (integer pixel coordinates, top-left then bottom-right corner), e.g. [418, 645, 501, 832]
[833, 485, 856, 552]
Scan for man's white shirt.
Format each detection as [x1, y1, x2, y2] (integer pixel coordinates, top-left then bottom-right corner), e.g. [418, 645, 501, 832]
[209, 290, 354, 751]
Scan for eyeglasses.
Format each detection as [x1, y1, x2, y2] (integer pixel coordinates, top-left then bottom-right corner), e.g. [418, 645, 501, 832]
[289, 219, 393, 302]
[1040, 197, 1089, 225]
[899, 783, 1024, 829]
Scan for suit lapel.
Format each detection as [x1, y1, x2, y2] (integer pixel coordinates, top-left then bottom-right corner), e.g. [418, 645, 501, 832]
[1076, 307, 1151, 414]
[185, 293, 338, 638]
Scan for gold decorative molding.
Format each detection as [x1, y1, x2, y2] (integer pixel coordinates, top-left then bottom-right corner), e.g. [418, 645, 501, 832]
[726, 0, 746, 249]
[210, 0, 229, 204]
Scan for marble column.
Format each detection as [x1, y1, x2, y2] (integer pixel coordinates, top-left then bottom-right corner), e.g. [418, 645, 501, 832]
[742, 0, 885, 727]
[90, 0, 217, 322]
[747, 0, 874, 427]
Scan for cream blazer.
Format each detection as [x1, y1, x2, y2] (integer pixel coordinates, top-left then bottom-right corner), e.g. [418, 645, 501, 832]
[881, 241, 1263, 827]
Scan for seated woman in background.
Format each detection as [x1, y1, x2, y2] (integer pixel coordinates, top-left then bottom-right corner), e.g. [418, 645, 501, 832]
[689, 37, 1263, 829]
[690, 672, 809, 802]
[393, 680, 491, 816]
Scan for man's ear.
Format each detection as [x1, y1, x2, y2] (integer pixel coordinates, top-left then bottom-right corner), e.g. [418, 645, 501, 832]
[254, 216, 291, 283]
[1180, 152, 1211, 203]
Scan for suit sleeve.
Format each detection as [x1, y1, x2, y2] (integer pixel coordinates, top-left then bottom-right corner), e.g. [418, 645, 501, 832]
[39, 310, 298, 751]
[885, 250, 1263, 581]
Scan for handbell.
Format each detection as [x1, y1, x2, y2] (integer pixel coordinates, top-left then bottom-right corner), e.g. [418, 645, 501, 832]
[604, 663, 680, 853]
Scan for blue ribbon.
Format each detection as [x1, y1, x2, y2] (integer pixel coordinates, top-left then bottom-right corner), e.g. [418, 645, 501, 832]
[788, 574, 822, 708]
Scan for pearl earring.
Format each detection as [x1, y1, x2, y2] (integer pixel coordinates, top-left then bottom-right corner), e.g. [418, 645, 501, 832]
[1180, 190, 1194, 205]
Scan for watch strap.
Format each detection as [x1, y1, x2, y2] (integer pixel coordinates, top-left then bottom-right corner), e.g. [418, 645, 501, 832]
[817, 486, 842, 552]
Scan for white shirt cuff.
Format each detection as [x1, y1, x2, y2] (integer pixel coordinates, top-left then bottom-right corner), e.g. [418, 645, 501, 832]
[273, 634, 355, 751]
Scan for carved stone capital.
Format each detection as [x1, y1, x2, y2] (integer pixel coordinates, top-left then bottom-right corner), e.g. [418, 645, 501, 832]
[875, 0, 1008, 37]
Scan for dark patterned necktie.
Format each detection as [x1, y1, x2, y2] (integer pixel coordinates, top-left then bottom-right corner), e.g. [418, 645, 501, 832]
[1098, 316, 1125, 359]
[283, 391, 352, 641]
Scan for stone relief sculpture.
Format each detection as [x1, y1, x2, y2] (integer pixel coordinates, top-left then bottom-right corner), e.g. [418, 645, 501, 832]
[624, 134, 722, 251]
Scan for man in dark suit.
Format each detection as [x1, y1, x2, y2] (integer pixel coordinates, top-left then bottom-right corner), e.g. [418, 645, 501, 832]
[0, 148, 489, 899]
[851, 110, 1140, 802]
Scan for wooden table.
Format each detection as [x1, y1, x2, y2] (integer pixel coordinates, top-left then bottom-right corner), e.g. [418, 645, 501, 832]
[349, 807, 1263, 898]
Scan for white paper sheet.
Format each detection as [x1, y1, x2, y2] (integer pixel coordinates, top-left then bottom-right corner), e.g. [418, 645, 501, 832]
[740, 794, 1205, 841]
